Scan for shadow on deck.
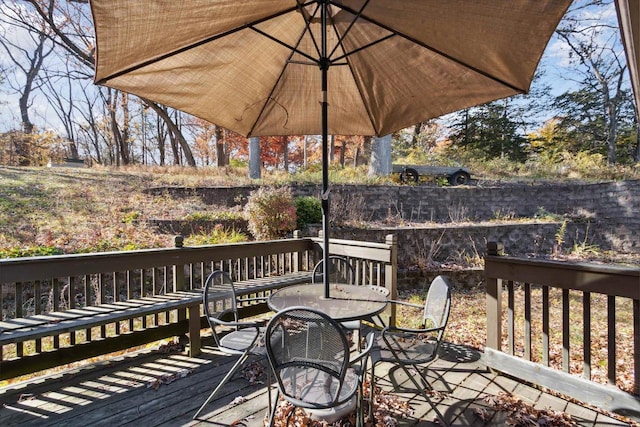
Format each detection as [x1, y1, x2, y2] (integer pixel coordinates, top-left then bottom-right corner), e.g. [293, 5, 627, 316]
[0, 340, 631, 427]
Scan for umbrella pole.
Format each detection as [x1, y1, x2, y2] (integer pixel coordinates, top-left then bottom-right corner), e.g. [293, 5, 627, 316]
[321, 1, 330, 299]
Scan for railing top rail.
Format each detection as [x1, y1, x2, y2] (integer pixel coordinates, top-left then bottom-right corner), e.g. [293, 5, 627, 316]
[485, 254, 640, 276]
[485, 254, 640, 299]
[0, 237, 315, 283]
[310, 236, 395, 263]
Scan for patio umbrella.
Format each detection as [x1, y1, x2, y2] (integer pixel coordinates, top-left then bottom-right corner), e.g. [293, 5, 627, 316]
[91, 0, 571, 298]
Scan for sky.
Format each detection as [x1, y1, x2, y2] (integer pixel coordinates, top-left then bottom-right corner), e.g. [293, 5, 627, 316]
[0, 0, 630, 136]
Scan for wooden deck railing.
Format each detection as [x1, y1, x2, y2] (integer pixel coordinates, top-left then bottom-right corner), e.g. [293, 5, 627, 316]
[484, 241, 640, 416]
[0, 233, 397, 380]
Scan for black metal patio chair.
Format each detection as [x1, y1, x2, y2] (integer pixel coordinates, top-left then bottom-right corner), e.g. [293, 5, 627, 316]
[369, 275, 452, 426]
[312, 255, 356, 286]
[264, 306, 373, 427]
[193, 270, 267, 419]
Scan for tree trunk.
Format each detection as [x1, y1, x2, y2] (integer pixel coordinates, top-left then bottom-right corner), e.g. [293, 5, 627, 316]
[633, 122, 640, 162]
[368, 135, 392, 176]
[249, 137, 261, 179]
[119, 93, 131, 164]
[143, 99, 196, 166]
[411, 123, 422, 147]
[283, 136, 289, 172]
[157, 115, 166, 166]
[215, 126, 225, 167]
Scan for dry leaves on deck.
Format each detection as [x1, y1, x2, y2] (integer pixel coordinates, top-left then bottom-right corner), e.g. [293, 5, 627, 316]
[263, 379, 413, 427]
[147, 368, 192, 390]
[242, 360, 267, 385]
[478, 392, 576, 426]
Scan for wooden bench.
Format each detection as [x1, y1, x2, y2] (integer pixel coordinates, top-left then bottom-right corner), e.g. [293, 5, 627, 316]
[0, 234, 396, 381]
[0, 272, 313, 380]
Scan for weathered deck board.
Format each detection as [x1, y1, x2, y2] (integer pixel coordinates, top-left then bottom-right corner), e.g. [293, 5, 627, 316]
[0, 340, 634, 427]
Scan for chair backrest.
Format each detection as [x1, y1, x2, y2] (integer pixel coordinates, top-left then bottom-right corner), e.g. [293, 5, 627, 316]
[265, 306, 352, 408]
[312, 256, 355, 285]
[203, 270, 239, 347]
[423, 275, 452, 335]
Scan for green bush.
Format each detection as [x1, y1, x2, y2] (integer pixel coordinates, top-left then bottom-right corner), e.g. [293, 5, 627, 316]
[295, 196, 322, 229]
[244, 186, 297, 240]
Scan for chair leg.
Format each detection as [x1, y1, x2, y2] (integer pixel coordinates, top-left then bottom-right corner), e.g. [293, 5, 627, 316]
[356, 381, 365, 427]
[399, 363, 448, 426]
[266, 389, 280, 427]
[266, 364, 273, 416]
[369, 362, 376, 422]
[193, 351, 251, 419]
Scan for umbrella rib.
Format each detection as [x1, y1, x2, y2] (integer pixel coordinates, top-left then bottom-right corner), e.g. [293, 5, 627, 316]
[325, 7, 383, 135]
[332, 33, 395, 63]
[246, 3, 322, 137]
[94, 6, 300, 85]
[336, 4, 529, 93]
[326, 0, 371, 60]
[249, 26, 319, 66]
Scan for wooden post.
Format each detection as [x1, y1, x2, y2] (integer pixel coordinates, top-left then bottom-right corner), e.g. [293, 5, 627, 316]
[173, 235, 186, 292]
[385, 234, 398, 327]
[293, 230, 302, 272]
[172, 235, 187, 335]
[187, 302, 201, 357]
[486, 241, 503, 351]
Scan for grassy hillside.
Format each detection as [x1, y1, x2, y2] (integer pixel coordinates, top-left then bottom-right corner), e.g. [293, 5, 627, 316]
[0, 166, 247, 255]
[2, 159, 639, 257]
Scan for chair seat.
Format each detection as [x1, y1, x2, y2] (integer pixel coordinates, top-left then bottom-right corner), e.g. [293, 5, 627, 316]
[281, 366, 359, 407]
[340, 320, 360, 330]
[219, 328, 265, 354]
[305, 395, 357, 423]
[372, 331, 438, 365]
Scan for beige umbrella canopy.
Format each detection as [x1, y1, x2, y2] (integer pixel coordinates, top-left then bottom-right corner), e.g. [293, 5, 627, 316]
[91, 0, 571, 296]
[92, 0, 570, 138]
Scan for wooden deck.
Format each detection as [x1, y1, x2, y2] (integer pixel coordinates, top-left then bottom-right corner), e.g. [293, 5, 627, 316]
[0, 338, 632, 427]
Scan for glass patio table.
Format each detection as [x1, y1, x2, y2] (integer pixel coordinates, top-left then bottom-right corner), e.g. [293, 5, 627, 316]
[267, 284, 388, 322]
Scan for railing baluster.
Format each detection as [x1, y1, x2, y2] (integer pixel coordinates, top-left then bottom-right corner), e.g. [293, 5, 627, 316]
[524, 282, 531, 361]
[34, 279, 42, 316]
[15, 282, 23, 318]
[608, 295, 616, 385]
[542, 285, 549, 366]
[99, 273, 106, 338]
[583, 292, 591, 380]
[85, 275, 91, 341]
[114, 272, 121, 335]
[69, 277, 76, 346]
[507, 280, 514, 355]
[140, 269, 147, 329]
[16, 282, 23, 357]
[634, 299, 640, 395]
[52, 278, 60, 349]
[562, 288, 569, 373]
[163, 266, 170, 324]
[34, 280, 42, 353]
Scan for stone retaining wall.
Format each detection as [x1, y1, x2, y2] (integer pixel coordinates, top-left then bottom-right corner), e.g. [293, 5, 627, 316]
[148, 181, 640, 254]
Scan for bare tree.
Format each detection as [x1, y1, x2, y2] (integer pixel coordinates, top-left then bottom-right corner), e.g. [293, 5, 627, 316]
[0, 4, 55, 134]
[18, 0, 196, 166]
[555, 0, 629, 163]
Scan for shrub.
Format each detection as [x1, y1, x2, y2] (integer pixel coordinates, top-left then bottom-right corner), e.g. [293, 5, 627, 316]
[244, 187, 297, 240]
[295, 196, 322, 229]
